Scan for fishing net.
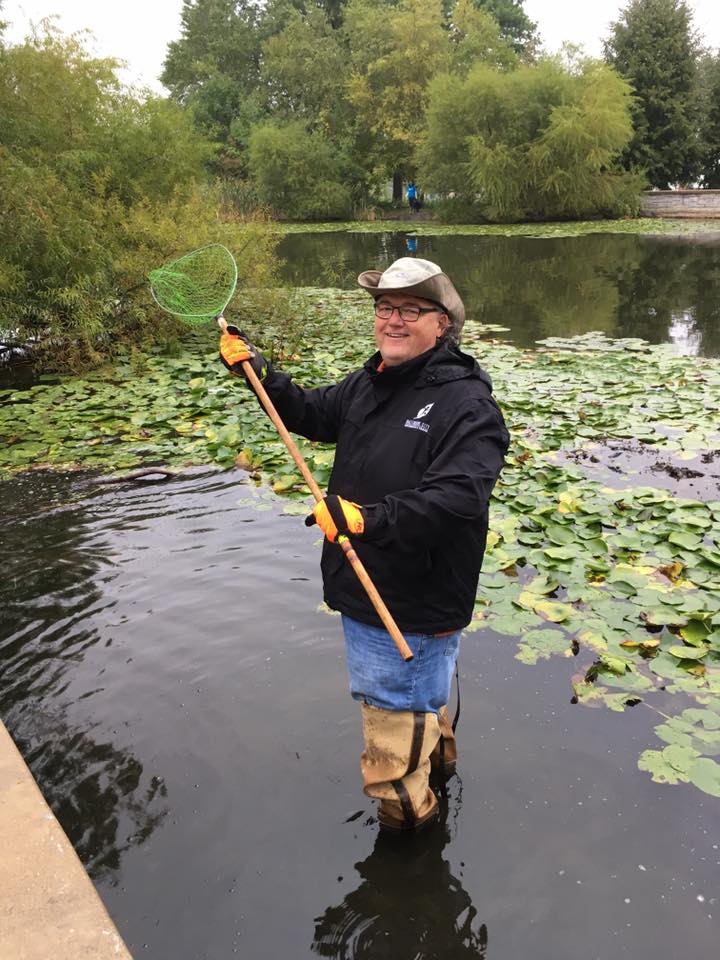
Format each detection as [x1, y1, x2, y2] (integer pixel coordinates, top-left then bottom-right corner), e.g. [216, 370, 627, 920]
[148, 244, 238, 323]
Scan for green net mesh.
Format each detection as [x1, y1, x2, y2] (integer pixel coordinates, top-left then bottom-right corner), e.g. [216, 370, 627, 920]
[148, 244, 238, 323]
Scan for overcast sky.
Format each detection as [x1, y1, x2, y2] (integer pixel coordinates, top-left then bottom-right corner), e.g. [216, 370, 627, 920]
[4, 0, 720, 93]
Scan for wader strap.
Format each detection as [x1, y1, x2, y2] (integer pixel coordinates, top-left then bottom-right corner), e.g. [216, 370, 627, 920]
[452, 663, 461, 733]
[407, 712, 425, 776]
[391, 779, 416, 824]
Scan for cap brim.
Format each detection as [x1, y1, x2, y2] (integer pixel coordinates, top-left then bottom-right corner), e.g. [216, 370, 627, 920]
[357, 270, 383, 291]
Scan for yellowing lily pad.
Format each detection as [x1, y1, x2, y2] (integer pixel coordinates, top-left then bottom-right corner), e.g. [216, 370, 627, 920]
[533, 600, 575, 622]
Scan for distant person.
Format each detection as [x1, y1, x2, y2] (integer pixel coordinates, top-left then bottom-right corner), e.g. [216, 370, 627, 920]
[406, 235, 418, 254]
[407, 180, 421, 214]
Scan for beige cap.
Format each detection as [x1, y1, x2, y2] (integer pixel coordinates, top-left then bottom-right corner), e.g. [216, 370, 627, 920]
[357, 257, 465, 343]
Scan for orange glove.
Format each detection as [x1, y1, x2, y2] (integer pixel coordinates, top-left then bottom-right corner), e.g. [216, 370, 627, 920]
[219, 327, 267, 380]
[305, 495, 365, 543]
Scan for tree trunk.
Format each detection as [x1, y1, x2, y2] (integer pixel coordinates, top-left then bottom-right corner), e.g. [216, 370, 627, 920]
[392, 172, 403, 203]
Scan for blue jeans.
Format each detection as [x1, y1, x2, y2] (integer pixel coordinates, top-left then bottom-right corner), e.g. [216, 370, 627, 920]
[341, 615, 461, 714]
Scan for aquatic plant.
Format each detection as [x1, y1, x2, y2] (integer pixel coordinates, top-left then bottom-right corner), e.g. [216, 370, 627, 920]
[272, 218, 720, 238]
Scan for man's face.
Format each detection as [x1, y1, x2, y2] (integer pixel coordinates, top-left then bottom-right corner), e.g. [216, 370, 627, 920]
[373, 293, 448, 366]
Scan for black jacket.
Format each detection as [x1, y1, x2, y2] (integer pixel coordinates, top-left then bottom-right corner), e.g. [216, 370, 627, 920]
[259, 341, 509, 633]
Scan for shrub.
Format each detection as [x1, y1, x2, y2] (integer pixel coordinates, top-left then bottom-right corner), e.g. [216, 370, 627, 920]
[248, 121, 353, 220]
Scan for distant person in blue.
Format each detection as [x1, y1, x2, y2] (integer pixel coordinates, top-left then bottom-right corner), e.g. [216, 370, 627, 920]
[406, 236, 418, 254]
[407, 180, 422, 214]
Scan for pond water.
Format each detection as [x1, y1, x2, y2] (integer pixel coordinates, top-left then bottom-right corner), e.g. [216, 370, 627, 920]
[277, 230, 720, 358]
[2, 469, 718, 959]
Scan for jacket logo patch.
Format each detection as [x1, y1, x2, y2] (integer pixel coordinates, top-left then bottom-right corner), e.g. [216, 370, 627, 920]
[415, 403, 434, 419]
[404, 418, 430, 433]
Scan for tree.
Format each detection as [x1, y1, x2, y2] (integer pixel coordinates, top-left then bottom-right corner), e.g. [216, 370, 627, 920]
[418, 57, 642, 221]
[344, 0, 451, 190]
[471, 0, 537, 56]
[449, 0, 518, 74]
[261, 6, 348, 129]
[161, 0, 264, 142]
[697, 52, 720, 187]
[604, 0, 701, 187]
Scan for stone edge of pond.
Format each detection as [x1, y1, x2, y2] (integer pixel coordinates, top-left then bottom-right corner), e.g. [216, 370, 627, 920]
[0, 720, 133, 960]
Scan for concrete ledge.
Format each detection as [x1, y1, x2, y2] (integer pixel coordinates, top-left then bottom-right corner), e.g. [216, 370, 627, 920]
[0, 720, 132, 959]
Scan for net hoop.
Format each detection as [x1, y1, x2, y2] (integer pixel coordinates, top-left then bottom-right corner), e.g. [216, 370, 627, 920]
[148, 243, 238, 321]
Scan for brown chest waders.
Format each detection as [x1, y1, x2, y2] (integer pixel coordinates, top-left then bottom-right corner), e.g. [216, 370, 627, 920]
[360, 704, 444, 832]
[360, 666, 462, 831]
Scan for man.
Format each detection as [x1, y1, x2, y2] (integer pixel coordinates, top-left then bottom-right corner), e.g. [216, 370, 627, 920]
[220, 258, 509, 833]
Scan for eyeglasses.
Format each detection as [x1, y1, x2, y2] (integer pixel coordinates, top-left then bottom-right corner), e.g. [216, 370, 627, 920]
[374, 302, 442, 322]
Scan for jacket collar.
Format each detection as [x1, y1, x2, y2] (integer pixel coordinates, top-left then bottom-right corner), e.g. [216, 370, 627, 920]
[364, 341, 492, 390]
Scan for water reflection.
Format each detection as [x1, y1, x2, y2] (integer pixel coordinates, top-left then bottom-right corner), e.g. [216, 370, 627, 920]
[277, 230, 720, 357]
[0, 471, 167, 878]
[668, 310, 702, 356]
[15, 711, 168, 879]
[311, 797, 488, 960]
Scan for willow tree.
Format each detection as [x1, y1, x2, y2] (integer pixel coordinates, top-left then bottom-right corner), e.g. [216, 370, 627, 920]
[418, 57, 643, 221]
[247, 120, 353, 219]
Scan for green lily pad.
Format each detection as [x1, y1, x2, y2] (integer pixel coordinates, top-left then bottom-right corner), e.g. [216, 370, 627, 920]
[667, 645, 708, 661]
[642, 608, 688, 627]
[680, 619, 712, 645]
[515, 628, 571, 664]
[638, 749, 690, 785]
[668, 531, 703, 550]
[687, 757, 720, 797]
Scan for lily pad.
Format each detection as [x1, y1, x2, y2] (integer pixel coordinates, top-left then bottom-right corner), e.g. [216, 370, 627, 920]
[687, 757, 720, 797]
[667, 645, 708, 661]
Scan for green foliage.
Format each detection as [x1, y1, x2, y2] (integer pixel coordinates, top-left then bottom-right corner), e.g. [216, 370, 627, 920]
[419, 56, 643, 221]
[248, 121, 353, 220]
[604, 0, 701, 188]
[471, 0, 537, 56]
[697, 52, 720, 188]
[161, 0, 262, 118]
[449, 0, 518, 74]
[344, 0, 451, 180]
[0, 27, 279, 370]
[154, 0, 720, 220]
[262, 6, 348, 127]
